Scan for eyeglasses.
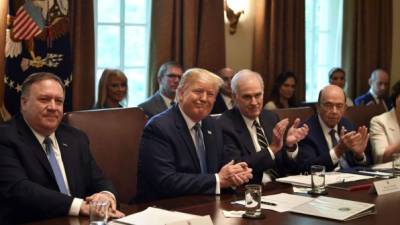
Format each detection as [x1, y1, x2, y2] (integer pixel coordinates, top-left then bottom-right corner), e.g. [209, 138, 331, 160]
[165, 73, 181, 80]
[321, 102, 346, 111]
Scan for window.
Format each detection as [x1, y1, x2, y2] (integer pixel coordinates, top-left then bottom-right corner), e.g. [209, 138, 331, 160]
[94, 0, 151, 106]
[305, 0, 343, 102]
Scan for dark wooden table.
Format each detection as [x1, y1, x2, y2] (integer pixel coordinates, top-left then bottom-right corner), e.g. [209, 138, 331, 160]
[23, 182, 400, 225]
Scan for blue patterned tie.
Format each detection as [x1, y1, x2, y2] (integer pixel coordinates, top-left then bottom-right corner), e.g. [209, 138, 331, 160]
[44, 137, 69, 194]
[193, 123, 207, 173]
[329, 129, 349, 169]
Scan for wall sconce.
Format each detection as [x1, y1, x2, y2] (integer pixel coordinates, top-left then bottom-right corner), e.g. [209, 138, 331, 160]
[224, 0, 244, 35]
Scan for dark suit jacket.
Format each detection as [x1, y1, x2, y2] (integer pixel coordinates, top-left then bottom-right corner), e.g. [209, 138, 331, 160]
[211, 93, 229, 114]
[0, 115, 116, 224]
[138, 91, 168, 118]
[354, 91, 392, 110]
[297, 114, 372, 172]
[219, 107, 297, 183]
[135, 105, 225, 203]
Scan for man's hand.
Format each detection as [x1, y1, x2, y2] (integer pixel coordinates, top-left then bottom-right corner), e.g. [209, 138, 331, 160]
[335, 126, 368, 159]
[83, 192, 125, 218]
[218, 161, 253, 188]
[269, 118, 289, 154]
[286, 118, 309, 147]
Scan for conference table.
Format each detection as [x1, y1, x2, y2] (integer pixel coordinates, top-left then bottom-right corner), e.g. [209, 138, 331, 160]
[24, 181, 400, 225]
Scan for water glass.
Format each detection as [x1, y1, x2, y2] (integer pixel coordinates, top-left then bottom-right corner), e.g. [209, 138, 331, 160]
[244, 184, 262, 217]
[393, 153, 400, 177]
[310, 165, 326, 194]
[89, 201, 109, 225]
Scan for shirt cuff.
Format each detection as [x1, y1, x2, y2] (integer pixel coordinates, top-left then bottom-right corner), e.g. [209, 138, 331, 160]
[267, 147, 276, 160]
[330, 148, 340, 165]
[215, 174, 221, 194]
[68, 198, 83, 216]
[286, 144, 299, 159]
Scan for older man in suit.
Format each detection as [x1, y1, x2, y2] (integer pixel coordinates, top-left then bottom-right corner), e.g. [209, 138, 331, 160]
[355, 69, 392, 111]
[298, 85, 371, 172]
[135, 68, 252, 203]
[211, 67, 235, 114]
[219, 70, 309, 184]
[0, 73, 124, 224]
[138, 61, 183, 118]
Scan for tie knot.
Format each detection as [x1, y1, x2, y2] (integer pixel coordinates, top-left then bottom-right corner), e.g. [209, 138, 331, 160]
[193, 123, 201, 131]
[44, 136, 53, 145]
[253, 120, 261, 128]
[329, 129, 336, 136]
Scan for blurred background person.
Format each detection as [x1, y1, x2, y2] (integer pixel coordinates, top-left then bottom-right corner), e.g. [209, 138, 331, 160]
[264, 71, 299, 110]
[211, 67, 235, 114]
[94, 69, 128, 109]
[328, 67, 354, 107]
[370, 81, 400, 163]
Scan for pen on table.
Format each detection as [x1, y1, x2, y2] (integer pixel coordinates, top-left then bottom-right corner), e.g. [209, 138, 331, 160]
[261, 201, 277, 206]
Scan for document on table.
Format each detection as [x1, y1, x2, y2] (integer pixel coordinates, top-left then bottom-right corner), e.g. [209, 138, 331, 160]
[232, 193, 314, 213]
[290, 196, 375, 221]
[276, 172, 372, 187]
[112, 207, 213, 225]
[372, 161, 392, 170]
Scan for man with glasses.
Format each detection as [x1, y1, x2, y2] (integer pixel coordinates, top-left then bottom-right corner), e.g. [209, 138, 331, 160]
[298, 85, 371, 172]
[138, 61, 183, 118]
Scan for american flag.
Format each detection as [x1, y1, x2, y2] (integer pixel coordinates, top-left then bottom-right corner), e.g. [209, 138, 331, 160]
[12, 0, 45, 41]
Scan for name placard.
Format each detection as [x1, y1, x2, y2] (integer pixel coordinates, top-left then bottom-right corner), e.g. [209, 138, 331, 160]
[373, 177, 400, 195]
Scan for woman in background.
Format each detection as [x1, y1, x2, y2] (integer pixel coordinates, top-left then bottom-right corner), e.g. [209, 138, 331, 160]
[369, 81, 400, 163]
[95, 69, 128, 109]
[264, 71, 298, 110]
[328, 67, 354, 106]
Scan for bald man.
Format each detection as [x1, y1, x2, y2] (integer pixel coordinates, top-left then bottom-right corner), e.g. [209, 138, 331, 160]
[298, 85, 372, 172]
[355, 69, 392, 111]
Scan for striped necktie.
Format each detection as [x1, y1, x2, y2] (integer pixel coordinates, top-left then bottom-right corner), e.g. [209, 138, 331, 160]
[193, 123, 207, 173]
[329, 129, 349, 169]
[253, 120, 269, 150]
[44, 137, 69, 194]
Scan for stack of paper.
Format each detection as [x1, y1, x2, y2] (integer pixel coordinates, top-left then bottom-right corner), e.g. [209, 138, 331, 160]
[276, 172, 372, 187]
[290, 196, 375, 221]
[111, 207, 213, 225]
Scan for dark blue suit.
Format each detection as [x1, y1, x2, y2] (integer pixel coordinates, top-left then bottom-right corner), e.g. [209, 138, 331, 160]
[297, 114, 372, 172]
[219, 107, 298, 184]
[211, 93, 229, 114]
[135, 105, 225, 203]
[354, 92, 392, 110]
[0, 115, 116, 224]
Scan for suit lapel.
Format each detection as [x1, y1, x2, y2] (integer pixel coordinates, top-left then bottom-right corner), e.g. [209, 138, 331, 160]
[231, 108, 256, 154]
[155, 92, 168, 111]
[312, 116, 330, 153]
[16, 116, 54, 176]
[202, 118, 217, 172]
[55, 129, 76, 195]
[174, 107, 201, 172]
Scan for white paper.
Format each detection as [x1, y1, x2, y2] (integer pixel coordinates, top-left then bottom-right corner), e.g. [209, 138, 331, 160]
[113, 207, 202, 225]
[276, 172, 372, 187]
[373, 177, 400, 195]
[221, 210, 245, 218]
[372, 161, 392, 170]
[290, 196, 375, 221]
[166, 215, 213, 225]
[232, 193, 314, 213]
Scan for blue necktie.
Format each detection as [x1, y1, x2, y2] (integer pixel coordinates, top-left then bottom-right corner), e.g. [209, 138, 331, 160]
[329, 129, 349, 169]
[44, 137, 69, 194]
[193, 123, 207, 173]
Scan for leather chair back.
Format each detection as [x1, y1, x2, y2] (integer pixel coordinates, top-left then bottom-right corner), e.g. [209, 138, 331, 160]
[270, 106, 316, 125]
[344, 104, 386, 128]
[63, 107, 147, 203]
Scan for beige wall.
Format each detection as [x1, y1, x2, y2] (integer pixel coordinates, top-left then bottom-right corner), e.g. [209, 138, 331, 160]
[391, 0, 400, 85]
[224, 0, 255, 72]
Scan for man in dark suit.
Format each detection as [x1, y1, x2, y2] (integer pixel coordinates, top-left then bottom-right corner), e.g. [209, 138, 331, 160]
[355, 69, 392, 111]
[136, 68, 252, 203]
[298, 85, 371, 172]
[138, 61, 183, 118]
[220, 70, 309, 184]
[211, 67, 235, 114]
[0, 73, 124, 224]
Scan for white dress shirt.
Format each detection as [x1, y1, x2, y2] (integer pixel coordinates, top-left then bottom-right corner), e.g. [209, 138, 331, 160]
[221, 94, 234, 110]
[160, 92, 174, 108]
